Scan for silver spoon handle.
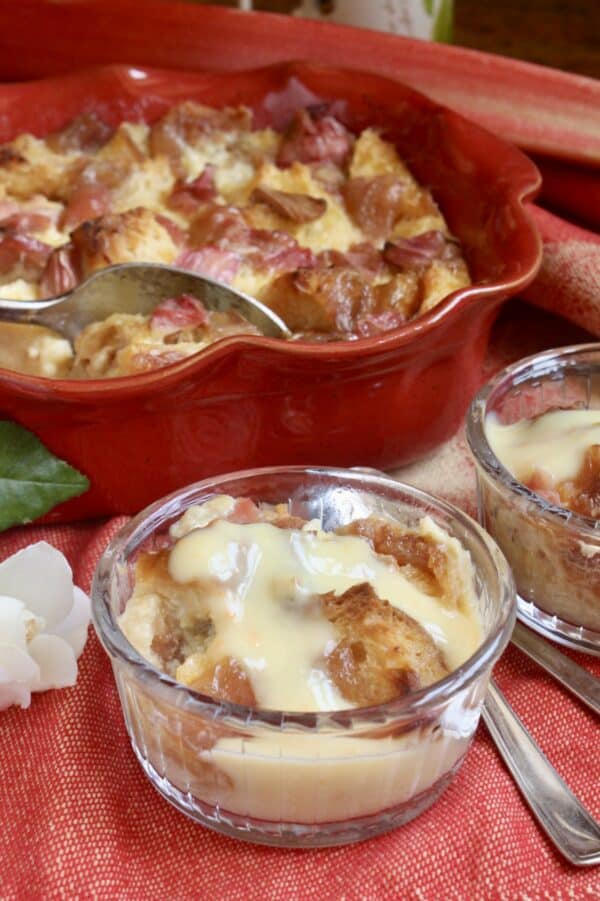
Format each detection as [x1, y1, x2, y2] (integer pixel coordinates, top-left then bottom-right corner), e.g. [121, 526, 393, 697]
[483, 679, 600, 866]
[511, 622, 600, 717]
[0, 295, 68, 331]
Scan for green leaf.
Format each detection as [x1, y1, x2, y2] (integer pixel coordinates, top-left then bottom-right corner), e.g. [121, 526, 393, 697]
[433, 0, 454, 43]
[0, 421, 89, 531]
[422, 0, 435, 15]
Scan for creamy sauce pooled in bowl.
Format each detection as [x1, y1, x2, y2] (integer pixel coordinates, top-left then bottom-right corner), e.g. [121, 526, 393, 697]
[486, 409, 600, 518]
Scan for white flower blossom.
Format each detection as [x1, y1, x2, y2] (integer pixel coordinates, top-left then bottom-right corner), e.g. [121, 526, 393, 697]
[0, 542, 91, 711]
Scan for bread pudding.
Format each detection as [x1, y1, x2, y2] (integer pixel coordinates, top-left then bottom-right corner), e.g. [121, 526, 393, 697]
[119, 495, 482, 712]
[115, 494, 484, 824]
[93, 466, 514, 840]
[479, 408, 600, 634]
[0, 101, 470, 378]
[486, 409, 600, 519]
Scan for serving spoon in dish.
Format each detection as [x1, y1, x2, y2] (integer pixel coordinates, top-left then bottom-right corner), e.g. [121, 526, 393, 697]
[0, 262, 292, 342]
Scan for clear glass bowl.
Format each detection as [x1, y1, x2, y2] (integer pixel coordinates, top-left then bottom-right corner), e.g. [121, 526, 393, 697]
[467, 343, 600, 655]
[92, 466, 515, 847]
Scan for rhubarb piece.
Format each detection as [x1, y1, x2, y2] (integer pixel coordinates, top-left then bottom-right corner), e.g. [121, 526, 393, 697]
[354, 309, 406, 337]
[566, 445, 600, 518]
[263, 266, 372, 334]
[338, 517, 464, 607]
[0, 233, 52, 282]
[277, 108, 352, 167]
[178, 656, 257, 707]
[0, 199, 19, 221]
[243, 229, 314, 273]
[251, 186, 327, 223]
[0, 210, 51, 234]
[343, 175, 409, 239]
[317, 242, 384, 275]
[190, 203, 314, 273]
[372, 273, 421, 320]
[228, 497, 261, 524]
[383, 231, 453, 269]
[188, 203, 248, 248]
[155, 214, 186, 249]
[46, 112, 113, 153]
[168, 166, 216, 215]
[525, 468, 561, 506]
[175, 247, 241, 283]
[40, 244, 80, 296]
[150, 294, 209, 334]
[528, 444, 600, 518]
[59, 183, 111, 231]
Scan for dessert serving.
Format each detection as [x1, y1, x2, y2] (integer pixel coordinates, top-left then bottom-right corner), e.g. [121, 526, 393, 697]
[119, 494, 482, 711]
[467, 344, 600, 652]
[93, 467, 515, 846]
[0, 62, 542, 520]
[486, 409, 600, 519]
[0, 99, 470, 377]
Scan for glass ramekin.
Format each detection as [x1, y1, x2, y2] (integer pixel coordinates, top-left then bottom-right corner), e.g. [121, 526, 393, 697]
[467, 343, 600, 655]
[92, 466, 515, 847]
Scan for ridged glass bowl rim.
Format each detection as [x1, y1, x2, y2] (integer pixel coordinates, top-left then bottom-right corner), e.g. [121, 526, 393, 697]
[466, 342, 600, 539]
[92, 466, 515, 733]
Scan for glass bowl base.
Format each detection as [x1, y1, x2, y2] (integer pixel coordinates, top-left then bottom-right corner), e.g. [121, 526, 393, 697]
[132, 744, 467, 848]
[517, 595, 600, 657]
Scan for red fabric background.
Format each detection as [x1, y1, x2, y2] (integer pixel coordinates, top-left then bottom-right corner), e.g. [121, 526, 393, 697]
[1, 302, 599, 900]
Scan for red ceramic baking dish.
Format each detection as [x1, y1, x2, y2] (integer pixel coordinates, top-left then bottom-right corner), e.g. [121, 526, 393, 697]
[0, 61, 542, 522]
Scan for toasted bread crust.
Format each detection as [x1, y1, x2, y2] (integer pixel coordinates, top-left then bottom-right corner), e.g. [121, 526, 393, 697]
[71, 206, 177, 275]
[321, 582, 448, 706]
[122, 548, 214, 673]
[337, 517, 466, 608]
[0, 134, 79, 200]
[176, 655, 257, 707]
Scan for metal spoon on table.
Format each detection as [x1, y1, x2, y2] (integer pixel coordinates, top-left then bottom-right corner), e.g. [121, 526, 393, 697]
[483, 625, 600, 866]
[0, 262, 291, 341]
[483, 680, 600, 866]
[511, 621, 600, 717]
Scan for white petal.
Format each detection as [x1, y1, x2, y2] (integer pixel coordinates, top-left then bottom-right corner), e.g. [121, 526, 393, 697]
[0, 679, 31, 710]
[51, 587, 91, 658]
[0, 595, 27, 648]
[0, 644, 39, 710]
[28, 634, 77, 692]
[0, 542, 74, 630]
[0, 643, 40, 681]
